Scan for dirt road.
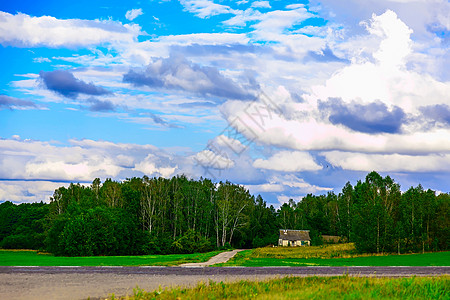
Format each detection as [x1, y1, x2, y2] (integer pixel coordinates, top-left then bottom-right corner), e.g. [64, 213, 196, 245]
[1, 266, 448, 300]
[180, 249, 244, 267]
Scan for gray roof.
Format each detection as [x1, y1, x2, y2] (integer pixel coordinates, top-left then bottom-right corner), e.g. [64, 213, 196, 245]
[279, 229, 311, 241]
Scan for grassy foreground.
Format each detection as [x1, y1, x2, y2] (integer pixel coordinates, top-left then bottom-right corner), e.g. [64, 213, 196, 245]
[108, 276, 450, 299]
[0, 250, 222, 266]
[219, 244, 450, 267]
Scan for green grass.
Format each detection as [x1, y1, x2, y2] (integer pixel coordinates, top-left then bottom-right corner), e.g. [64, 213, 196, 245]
[109, 275, 450, 299]
[219, 244, 450, 267]
[0, 249, 222, 266]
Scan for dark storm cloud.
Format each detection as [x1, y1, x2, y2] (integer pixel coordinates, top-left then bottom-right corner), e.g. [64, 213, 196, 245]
[419, 104, 450, 126]
[123, 54, 257, 100]
[319, 98, 406, 134]
[306, 46, 349, 63]
[39, 70, 111, 99]
[0, 94, 37, 110]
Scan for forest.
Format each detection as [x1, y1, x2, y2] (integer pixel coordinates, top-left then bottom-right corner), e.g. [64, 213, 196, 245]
[0, 172, 448, 256]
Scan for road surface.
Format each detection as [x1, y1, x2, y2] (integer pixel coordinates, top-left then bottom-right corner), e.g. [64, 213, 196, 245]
[0, 266, 448, 300]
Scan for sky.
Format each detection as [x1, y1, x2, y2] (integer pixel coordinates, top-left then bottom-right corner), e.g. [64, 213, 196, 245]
[0, 0, 449, 206]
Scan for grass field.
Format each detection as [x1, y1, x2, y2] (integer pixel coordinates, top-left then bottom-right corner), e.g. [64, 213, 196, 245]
[0, 250, 222, 266]
[2, 244, 449, 267]
[219, 244, 450, 267]
[108, 275, 450, 299]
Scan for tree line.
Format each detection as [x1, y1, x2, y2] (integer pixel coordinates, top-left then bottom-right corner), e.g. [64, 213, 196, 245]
[0, 172, 448, 256]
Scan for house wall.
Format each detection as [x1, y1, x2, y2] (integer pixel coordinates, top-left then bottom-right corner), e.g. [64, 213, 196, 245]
[279, 239, 310, 246]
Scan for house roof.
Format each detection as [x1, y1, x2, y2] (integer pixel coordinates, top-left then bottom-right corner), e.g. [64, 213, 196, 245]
[279, 229, 311, 241]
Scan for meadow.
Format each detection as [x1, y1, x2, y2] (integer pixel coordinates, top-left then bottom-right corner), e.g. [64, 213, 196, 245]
[108, 275, 450, 299]
[0, 249, 222, 266]
[2, 244, 449, 267]
[219, 244, 450, 267]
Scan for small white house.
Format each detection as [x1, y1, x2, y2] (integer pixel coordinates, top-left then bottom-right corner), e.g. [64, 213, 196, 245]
[278, 229, 311, 246]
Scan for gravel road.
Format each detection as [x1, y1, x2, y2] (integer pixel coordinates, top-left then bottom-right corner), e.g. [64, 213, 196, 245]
[1, 266, 448, 300]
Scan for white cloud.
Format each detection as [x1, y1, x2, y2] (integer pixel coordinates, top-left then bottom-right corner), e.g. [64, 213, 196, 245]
[251, 1, 271, 9]
[194, 150, 235, 169]
[0, 180, 70, 203]
[308, 10, 450, 113]
[277, 194, 303, 204]
[246, 182, 284, 193]
[279, 174, 332, 193]
[0, 138, 180, 182]
[220, 10, 450, 157]
[179, 0, 237, 18]
[215, 135, 247, 154]
[125, 8, 143, 21]
[253, 151, 322, 172]
[251, 7, 313, 40]
[247, 174, 332, 204]
[33, 57, 51, 63]
[0, 12, 142, 48]
[255, 174, 333, 204]
[223, 5, 312, 38]
[311, 0, 450, 38]
[322, 151, 450, 172]
[133, 154, 177, 178]
[222, 99, 450, 153]
[223, 9, 262, 27]
[363, 10, 412, 67]
[286, 4, 305, 10]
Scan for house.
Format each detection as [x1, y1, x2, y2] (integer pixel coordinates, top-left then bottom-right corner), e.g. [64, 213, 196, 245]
[278, 229, 311, 246]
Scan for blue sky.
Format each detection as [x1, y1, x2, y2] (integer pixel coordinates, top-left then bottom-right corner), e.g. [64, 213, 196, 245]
[1, 0, 449, 206]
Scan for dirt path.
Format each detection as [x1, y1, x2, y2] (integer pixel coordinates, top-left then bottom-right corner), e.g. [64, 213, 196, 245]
[180, 249, 244, 267]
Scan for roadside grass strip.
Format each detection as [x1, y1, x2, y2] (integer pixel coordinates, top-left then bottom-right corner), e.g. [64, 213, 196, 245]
[0, 250, 222, 266]
[219, 244, 450, 267]
[107, 275, 450, 299]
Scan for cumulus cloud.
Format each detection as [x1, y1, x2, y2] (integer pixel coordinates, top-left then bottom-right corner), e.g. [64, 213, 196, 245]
[220, 10, 450, 158]
[267, 174, 332, 202]
[133, 154, 177, 178]
[194, 150, 235, 169]
[309, 10, 450, 113]
[0, 94, 37, 110]
[322, 151, 450, 172]
[0, 180, 70, 203]
[253, 151, 322, 172]
[123, 54, 256, 100]
[215, 135, 247, 154]
[40, 70, 111, 99]
[0, 138, 181, 182]
[310, 0, 450, 39]
[0, 12, 142, 48]
[125, 8, 143, 21]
